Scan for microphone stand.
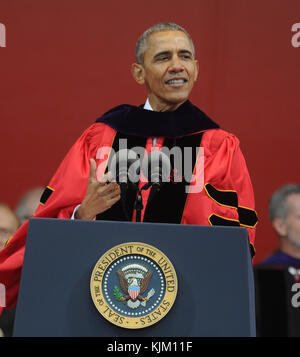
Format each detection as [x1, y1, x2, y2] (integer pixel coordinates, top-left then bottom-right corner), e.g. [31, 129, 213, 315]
[134, 183, 153, 223]
[119, 182, 131, 221]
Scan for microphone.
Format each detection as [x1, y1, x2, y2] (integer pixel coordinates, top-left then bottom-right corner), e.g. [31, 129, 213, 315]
[109, 149, 141, 188]
[109, 149, 141, 221]
[141, 151, 171, 191]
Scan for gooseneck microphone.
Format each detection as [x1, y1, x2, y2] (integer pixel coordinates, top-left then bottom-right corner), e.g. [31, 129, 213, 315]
[109, 149, 141, 187]
[108, 149, 172, 222]
[109, 149, 141, 220]
[141, 150, 171, 192]
[131, 151, 172, 223]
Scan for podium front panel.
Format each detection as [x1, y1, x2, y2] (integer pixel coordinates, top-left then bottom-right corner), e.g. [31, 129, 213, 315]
[13, 218, 255, 337]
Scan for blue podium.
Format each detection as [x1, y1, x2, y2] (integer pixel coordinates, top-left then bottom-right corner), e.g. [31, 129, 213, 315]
[13, 218, 255, 337]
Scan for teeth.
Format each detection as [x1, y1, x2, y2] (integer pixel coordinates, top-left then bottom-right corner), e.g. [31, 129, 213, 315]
[167, 79, 185, 84]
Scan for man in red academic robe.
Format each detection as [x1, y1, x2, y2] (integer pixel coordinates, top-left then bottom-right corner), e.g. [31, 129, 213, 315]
[0, 22, 258, 311]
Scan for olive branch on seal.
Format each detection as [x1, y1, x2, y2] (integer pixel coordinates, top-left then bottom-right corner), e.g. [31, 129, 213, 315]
[113, 285, 124, 301]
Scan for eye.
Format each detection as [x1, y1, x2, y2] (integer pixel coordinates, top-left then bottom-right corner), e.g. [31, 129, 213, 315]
[156, 55, 169, 62]
[180, 54, 192, 60]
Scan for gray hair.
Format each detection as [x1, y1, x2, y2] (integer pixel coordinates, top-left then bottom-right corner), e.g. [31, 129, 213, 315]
[136, 22, 195, 65]
[269, 184, 300, 221]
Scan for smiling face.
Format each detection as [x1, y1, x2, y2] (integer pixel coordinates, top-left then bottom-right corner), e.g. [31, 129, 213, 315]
[132, 31, 199, 112]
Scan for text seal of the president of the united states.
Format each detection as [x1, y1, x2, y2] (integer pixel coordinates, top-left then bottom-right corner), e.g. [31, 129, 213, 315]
[90, 242, 178, 329]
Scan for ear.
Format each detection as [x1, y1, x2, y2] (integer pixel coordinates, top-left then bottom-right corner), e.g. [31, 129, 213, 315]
[131, 63, 145, 85]
[272, 217, 288, 237]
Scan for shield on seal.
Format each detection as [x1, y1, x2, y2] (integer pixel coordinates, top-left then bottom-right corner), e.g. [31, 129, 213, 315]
[128, 285, 140, 301]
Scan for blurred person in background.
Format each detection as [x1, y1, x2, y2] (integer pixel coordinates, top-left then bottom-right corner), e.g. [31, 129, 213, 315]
[0, 202, 20, 337]
[261, 184, 300, 267]
[255, 184, 300, 337]
[0, 203, 20, 250]
[0, 186, 43, 337]
[15, 187, 44, 225]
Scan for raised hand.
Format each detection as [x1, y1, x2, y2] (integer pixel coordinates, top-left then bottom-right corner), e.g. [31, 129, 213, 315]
[75, 159, 121, 220]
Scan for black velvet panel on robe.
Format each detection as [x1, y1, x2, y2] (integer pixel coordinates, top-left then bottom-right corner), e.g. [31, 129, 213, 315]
[95, 101, 219, 223]
[95, 100, 219, 138]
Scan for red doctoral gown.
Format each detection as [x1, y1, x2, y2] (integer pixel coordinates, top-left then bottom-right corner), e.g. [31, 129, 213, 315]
[0, 101, 257, 310]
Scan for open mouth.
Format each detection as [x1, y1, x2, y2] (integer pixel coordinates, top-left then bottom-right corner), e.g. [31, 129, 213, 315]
[165, 78, 188, 86]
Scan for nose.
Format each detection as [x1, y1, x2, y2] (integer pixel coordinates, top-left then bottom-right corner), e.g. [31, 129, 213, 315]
[168, 55, 184, 73]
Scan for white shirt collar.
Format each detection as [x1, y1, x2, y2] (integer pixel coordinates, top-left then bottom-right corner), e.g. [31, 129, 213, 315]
[144, 98, 153, 111]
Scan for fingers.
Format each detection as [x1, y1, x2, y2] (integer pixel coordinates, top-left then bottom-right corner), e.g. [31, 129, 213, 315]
[90, 159, 115, 183]
[89, 159, 97, 181]
[98, 182, 120, 196]
[95, 183, 121, 213]
[106, 192, 121, 207]
[98, 171, 114, 184]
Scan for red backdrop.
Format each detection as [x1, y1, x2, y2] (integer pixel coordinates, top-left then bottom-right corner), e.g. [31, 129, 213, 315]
[0, 0, 299, 263]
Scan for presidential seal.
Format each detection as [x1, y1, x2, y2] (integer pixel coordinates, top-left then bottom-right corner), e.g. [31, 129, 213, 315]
[90, 242, 177, 329]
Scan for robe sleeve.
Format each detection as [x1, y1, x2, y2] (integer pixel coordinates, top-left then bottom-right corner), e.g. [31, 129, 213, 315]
[182, 129, 257, 256]
[203, 129, 257, 250]
[0, 123, 112, 309]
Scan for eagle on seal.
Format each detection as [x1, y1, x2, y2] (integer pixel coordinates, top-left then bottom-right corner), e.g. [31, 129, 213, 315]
[116, 263, 154, 309]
